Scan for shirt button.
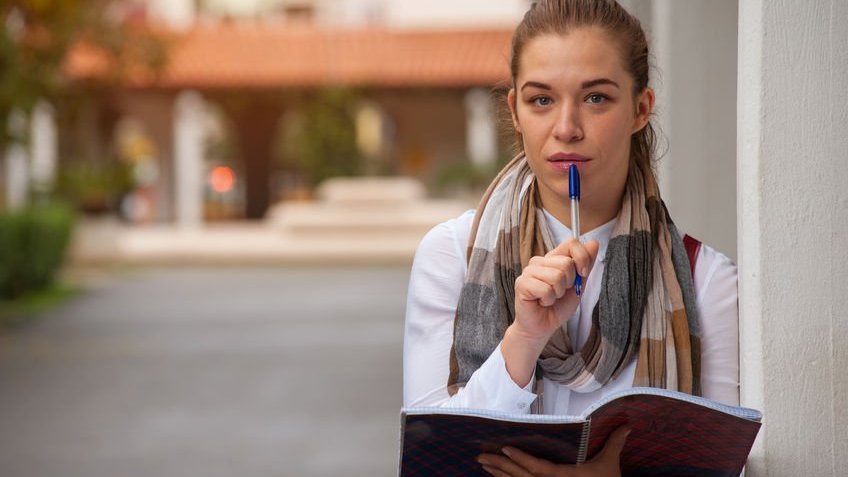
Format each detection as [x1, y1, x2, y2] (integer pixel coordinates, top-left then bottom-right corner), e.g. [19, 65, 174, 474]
[517, 402, 527, 409]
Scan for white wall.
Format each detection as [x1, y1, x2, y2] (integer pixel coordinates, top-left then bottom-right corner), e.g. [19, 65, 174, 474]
[738, 0, 848, 475]
[650, 0, 739, 260]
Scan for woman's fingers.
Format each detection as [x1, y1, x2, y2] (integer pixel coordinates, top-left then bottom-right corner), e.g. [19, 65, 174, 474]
[546, 238, 600, 278]
[515, 276, 559, 307]
[477, 453, 535, 477]
[481, 465, 511, 477]
[589, 425, 632, 465]
[522, 261, 574, 299]
[501, 447, 559, 476]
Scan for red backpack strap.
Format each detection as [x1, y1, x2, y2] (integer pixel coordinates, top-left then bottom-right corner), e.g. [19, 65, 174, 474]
[683, 234, 702, 278]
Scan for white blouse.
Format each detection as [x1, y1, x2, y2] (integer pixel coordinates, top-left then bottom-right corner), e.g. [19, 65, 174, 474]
[403, 209, 740, 415]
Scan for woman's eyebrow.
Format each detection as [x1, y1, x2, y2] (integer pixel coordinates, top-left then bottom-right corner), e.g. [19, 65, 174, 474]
[520, 78, 620, 91]
[520, 81, 552, 91]
[581, 78, 620, 89]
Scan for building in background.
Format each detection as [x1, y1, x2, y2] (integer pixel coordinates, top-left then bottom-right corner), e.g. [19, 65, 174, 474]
[144, 0, 529, 29]
[59, 0, 531, 224]
[14, 0, 739, 262]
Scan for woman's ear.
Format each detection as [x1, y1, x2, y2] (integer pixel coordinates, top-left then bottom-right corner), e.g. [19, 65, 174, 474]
[632, 87, 655, 133]
[507, 88, 521, 133]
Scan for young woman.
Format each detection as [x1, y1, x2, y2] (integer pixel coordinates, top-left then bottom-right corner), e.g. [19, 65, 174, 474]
[403, 0, 738, 475]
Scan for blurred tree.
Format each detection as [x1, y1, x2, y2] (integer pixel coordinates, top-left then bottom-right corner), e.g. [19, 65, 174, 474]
[0, 0, 166, 151]
[281, 88, 365, 187]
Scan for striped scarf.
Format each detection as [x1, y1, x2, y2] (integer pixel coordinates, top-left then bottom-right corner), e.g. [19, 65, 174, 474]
[447, 154, 701, 401]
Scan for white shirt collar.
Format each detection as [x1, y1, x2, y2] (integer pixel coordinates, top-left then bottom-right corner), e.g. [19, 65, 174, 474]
[542, 209, 617, 264]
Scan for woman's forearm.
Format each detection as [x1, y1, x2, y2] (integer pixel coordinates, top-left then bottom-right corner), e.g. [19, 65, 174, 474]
[501, 323, 550, 388]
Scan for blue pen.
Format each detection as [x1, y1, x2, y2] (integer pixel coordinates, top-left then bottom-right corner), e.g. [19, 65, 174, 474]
[568, 164, 582, 296]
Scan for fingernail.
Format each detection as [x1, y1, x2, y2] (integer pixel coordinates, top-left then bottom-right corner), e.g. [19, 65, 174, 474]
[581, 266, 589, 277]
[501, 447, 512, 457]
[477, 457, 489, 465]
[482, 465, 496, 475]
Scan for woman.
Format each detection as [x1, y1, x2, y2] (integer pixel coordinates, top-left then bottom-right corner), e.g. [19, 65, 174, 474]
[403, 0, 739, 475]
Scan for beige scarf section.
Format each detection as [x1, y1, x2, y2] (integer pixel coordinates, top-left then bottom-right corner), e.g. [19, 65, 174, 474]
[447, 154, 701, 405]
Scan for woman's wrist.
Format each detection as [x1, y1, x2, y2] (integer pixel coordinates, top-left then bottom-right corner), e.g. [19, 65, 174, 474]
[501, 323, 550, 388]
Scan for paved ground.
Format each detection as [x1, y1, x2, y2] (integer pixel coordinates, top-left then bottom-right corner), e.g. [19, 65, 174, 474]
[0, 266, 410, 477]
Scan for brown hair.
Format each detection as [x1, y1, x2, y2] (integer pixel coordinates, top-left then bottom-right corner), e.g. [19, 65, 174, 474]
[508, 0, 657, 172]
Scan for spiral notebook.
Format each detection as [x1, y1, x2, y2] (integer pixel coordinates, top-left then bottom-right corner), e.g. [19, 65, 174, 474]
[399, 387, 761, 477]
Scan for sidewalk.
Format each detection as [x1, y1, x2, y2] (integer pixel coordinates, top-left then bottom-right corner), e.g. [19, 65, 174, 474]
[0, 265, 410, 477]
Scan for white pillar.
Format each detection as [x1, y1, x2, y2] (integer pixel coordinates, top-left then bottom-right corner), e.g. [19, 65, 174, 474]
[464, 88, 498, 167]
[4, 110, 29, 211]
[173, 90, 205, 228]
[30, 100, 58, 195]
[738, 1, 848, 475]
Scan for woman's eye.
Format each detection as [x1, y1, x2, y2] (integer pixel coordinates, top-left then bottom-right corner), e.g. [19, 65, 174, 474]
[586, 93, 607, 104]
[531, 96, 552, 107]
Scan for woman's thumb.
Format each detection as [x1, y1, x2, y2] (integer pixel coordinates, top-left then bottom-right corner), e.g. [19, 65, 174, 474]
[592, 425, 631, 463]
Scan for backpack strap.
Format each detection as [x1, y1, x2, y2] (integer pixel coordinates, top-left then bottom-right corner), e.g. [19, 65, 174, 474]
[683, 234, 702, 278]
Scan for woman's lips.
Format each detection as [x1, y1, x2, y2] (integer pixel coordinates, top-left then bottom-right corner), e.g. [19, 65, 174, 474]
[547, 152, 591, 171]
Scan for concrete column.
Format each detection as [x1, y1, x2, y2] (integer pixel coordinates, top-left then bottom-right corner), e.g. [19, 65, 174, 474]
[356, 101, 386, 174]
[464, 88, 498, 167]
[738, 1, 848, 475]
[30, 100, 58, 196]
[650, 0, 738, 260]
[173, 90, 205, 228]
[4, 110, 29, 211]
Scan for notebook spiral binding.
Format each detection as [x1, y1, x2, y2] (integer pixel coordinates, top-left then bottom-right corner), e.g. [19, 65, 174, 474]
[575, 420, 591, 464]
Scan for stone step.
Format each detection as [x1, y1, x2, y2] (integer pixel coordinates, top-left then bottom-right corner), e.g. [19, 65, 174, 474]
[265, 200, 470, 237]
[266, 176, 472, 237]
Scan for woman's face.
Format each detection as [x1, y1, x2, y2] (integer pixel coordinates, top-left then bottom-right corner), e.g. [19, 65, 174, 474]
[508, 28, 653, 218]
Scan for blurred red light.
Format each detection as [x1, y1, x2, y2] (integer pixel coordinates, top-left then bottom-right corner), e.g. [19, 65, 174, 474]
[209, 166, 236, 193]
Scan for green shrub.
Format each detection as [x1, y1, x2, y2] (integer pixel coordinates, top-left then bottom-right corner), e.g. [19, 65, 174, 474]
[0, 213, 27, 297]
[56, 160, 134, 214]
[433, 160, 501, 195]
[0, 202, 75, 299]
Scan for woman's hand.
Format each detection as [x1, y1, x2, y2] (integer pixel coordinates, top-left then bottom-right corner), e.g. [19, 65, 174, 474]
[513, 238, 599, 340]
[476, 425, 631, 477]
[501, 238, 599, 387]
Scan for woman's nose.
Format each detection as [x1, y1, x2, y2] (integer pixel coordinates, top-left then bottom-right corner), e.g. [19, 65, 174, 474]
[553, 105, 584, 142]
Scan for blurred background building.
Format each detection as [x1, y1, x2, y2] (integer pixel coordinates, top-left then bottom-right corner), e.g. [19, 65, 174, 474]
[54, 0, 530, 225]
[1, 0, 739, 260]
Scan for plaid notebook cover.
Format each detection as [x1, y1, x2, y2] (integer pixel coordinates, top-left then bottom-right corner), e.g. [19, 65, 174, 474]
[400, 390, 761, 477]
[585, 393, 761, 477]
[400, 412, 586, 476]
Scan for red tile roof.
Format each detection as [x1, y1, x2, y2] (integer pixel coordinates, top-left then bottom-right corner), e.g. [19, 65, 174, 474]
[65, 23, 514, 89]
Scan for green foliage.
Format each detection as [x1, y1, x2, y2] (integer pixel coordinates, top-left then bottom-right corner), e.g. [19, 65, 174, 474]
[0, 201, 75, 299]
[0, 1, 166, 149]
[0, 213, 27, 298]
[55, 159, 133, 213]
[282, 88, 364, 186]
[433, 159, 502, 195]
